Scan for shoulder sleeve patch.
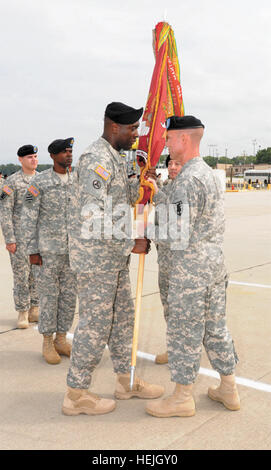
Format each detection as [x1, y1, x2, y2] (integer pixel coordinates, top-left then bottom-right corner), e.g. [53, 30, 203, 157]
[94, 165, 110, 181]
[2, 185, 13, 196]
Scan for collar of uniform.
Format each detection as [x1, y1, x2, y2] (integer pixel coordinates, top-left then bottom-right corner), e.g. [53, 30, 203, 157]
[174, 156, 202, 183]
[99, 137, 123, 164]
[20, 169, 36, 184]
[51, 167, 72, 185]
[181, 156, 202, 173]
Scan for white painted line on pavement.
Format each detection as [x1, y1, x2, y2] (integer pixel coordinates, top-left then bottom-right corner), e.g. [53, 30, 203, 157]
[64, 330, 271, 394]
[199, 367, 271, 393]
[229, 280, 271, 289]
[136, 350, 156, 361]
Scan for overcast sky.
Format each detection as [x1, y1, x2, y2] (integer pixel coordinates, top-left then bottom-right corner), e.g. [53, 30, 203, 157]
[1, 0, 270, 165]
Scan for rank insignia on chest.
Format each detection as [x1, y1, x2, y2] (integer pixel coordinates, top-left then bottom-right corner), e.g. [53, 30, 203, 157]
[27, 185, 40, 197]
[94, 165, 110, 181]
[2, 185, 13, 196]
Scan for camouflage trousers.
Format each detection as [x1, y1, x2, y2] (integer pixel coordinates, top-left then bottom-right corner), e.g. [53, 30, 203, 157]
[67, 256, 134, 389]
[9, 243, 39, 312]
[34, 253, 77, 335]
[167, 277, 238, 385]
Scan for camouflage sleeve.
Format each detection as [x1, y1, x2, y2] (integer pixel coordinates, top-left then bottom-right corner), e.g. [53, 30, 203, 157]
[127, 179, 140, 205]
[157, 178, 164, 189]
[75, 154, 112, 239]
[0, 182, 16, 243]
[78, 153, 110, 205]
[21, 183, 41, 254]
[161, 181, 172, 197]
[154, 183, 172, 227]
[153, 187, 168, 206]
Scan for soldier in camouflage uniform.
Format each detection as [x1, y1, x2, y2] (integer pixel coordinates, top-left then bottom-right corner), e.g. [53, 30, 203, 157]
[21, 138, 77, 365]
[155, 156, 182, 365]
[146, 115, 240, 418]
[62, 102, 164, 416]
[0, 145, 39, 328]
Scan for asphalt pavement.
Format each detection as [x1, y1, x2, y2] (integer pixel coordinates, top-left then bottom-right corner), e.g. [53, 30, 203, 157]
[0, 190, 270, 450]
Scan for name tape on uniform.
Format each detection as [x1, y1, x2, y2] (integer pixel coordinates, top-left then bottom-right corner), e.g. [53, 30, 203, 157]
[94, 165, 110, 181]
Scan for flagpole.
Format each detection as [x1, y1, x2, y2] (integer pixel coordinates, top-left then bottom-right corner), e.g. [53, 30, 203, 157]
[130, 204, 149, 390]
[130, 34, 168, 391]
[129, 21, 183, 389]
[130, 252, 145, 390]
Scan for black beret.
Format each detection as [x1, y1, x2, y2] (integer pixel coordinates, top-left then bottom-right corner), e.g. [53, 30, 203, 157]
[48, 137, 74, 154]
[17, 145, 38, 157]
[166, 115, 205, 131]
[105, 102, 143, 125]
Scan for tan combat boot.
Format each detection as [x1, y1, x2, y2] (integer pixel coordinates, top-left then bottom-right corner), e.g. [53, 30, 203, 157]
[155, 351, 168, 364]
[28, 305, 39, 323]
[62, 387, 116, 416]
[208, 374, 240, 411]
[42, 334, 61, 364]
[54, 332, 72, 357]
[17, 311, 29, 329]
[115, 373, 164, 400]
[145, 383, 196, 417]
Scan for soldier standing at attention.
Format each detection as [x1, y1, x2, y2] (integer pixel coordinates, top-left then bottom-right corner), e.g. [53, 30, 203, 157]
[21, 138, 77, 365]
[0, 145, 39, 328]
[146, 115, 240, 418]
[62, 102, 164, 416]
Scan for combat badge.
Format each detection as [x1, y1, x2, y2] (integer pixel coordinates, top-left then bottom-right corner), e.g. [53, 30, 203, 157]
[175, 201, 183, 216]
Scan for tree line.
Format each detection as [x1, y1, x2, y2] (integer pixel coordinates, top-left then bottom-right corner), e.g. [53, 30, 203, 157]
[203, 147, 271, 168]
[160, 147, 271, 168]
[0, 164, 53, 177]
[1, 148, 270, 176]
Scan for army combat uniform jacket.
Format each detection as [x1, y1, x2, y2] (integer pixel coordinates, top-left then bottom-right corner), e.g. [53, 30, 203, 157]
[68, 137, 139, 273]
[1, 170, 37, 244]
[154, 157, 227, 288]
[21, 168, 76, 335]
[21, 168, 73, 255]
